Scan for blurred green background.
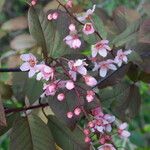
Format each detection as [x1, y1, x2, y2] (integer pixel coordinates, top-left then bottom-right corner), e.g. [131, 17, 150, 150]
[0, 0, 150, 149]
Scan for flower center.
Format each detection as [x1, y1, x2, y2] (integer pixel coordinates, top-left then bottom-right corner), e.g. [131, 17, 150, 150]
[28, 59, 36, 67]
[85, 24, 92, 31]
[95, 43, 103, 49]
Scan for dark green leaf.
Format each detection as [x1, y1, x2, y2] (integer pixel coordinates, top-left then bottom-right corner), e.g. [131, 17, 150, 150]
[112, 18, 142, 47]
[10, 115, 55, 150]
[12, 72, 43, 104]
[48, 115, 89, 150]
[92, 14, 107, 39]
[28, 7, 78, 58]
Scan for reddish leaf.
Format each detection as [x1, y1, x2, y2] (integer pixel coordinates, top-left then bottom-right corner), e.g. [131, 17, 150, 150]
[0, 98, 6, 127]
[139, 19, 150, 43]
[113, 6, 140, 32]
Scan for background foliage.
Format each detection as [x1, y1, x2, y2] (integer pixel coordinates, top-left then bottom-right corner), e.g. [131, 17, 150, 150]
[0, 0, 150, 149]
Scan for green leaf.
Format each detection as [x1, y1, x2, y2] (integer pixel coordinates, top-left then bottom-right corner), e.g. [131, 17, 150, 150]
[112, 18, 142, 47]
[92, 14, 107, 39]
[48, 115, 89, 150]
[0, 113, 18, 136]
[10, 115, 55, 150]
[98, 81, 141, 120]
[28, 7, 77, 58]
[128, 50, 143, 63]
[12, 72, 43, 104]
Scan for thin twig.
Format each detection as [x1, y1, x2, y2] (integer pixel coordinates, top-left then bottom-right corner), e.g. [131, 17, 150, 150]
[0, 68, 22, 72]
[5, 103, 49, 114]
[56, 0, 103, 39]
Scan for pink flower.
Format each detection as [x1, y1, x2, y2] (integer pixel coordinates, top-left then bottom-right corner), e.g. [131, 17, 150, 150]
[114, 49, 132, 67]
[93, 60, 117, 77]
[118, 123, 131, 138]
[91, 107, 103, 117]
[47, 12, 58, 20]
[64, 24, 81, 49]
[86, 90, 95, 102]
[67, 111, 73, 118]
[20, 53, 37, 78]
[68, 59, 88, 81]
[98, 143, 116, 150]
[65, 80, 75, 90]
[57, 93, 65, 101]
[66, 0, 73, 8]
[83, 23, 95, 35]
[91, 40, 111, 57]
[43, 82, 57, 96]
[83, 75, 97, 87]
[36, 64, 54, 81]
[103, 114, 115, 132]
[76, 5, 96, 22]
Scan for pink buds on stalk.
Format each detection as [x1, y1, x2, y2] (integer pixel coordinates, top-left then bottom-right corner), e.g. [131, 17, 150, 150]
[47, 12, 58, 20]
[67, 111, 73, 119]
[74, 107, 81, 116]
[57, 93, 65, 101]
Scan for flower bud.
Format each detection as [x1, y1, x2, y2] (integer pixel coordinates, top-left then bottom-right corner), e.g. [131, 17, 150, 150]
[67, 112, 73, 119]
[74, 107, 81, 116]
[57, 93, 65, 101]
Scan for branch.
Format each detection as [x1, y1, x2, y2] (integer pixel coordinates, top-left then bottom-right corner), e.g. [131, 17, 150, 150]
[5, 103, 49, 114]
[56, 0, 103, 40]
[0, 68, 22, 72]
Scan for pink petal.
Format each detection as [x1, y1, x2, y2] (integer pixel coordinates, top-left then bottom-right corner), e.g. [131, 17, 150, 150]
[99, 67, 107, 77]
[77, 66, 87, 75]
[74, 59, 83, 66]
[105, 124, 112, 132]
[119, 122, 128, 130]
[108, 64, 117, 70]
[69, 70, 77, 81]
[36, 72, 43, 80]
[20, 62, 30, 71]
[123, 56, 128, 63]
[124, 49, 132, 55]
[20, 54, 31, 61]
[69, 24, 76, 31]
[100, 40, 109, 44]
[91, 46, 98, 57]
[121, 130, 131, 138]
[28, 69, 36, 78]
[104, 45, 111, 51]
[98, 48, 107, 57]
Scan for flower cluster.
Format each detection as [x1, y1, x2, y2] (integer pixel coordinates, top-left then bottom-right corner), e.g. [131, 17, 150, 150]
[83, 107, 131, 150]
[19, 2, 133, 149]
[20, 53, 97, 119]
